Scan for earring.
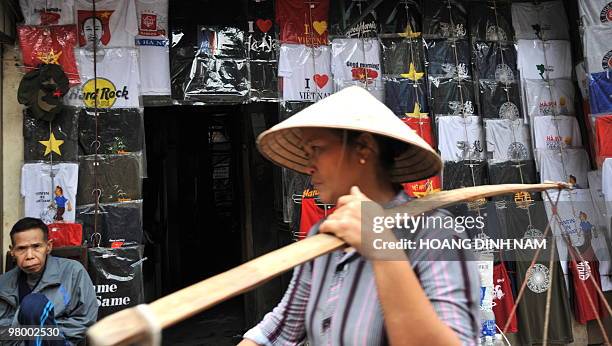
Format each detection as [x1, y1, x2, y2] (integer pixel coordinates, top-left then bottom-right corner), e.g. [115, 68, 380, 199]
[359, 158, 366, 165]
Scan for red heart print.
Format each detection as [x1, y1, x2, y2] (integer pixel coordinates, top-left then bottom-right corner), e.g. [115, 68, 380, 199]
[313, 74, 329, 88]
[256, 19, 273, 33]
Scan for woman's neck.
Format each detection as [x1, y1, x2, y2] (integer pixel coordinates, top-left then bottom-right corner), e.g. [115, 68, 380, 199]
[358, 179, 397, 205]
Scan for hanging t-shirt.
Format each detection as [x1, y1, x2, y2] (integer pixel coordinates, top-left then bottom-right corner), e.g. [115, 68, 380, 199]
[595, 115, 612, 158]
[250, 61, 279, 101]
[385, 79, 428, 117]
[492, 263, 518, 333]
[135, 0, 170, 95]
[75, 0, 138, 48]
[278, 44, 333, 102]
[602, 158, 612, 200]
[532, 116, 582, 150]
[339, 2, 378, 38]
[579, 0, 612, 26]
[424, 39, 471, 79]
[589, 71, 612, 115]
[524, 79, 576, 117]
[78, 108, 145, 155]
[331, 38, 383, 100]
[377, 0, 422, 35]
[437, 115, 485, 162]
[422, 0, 468, 39]
[469, 1, 514, 42]
[298, 185, 334, 240]
[517, 40, 572, 80]
[488, 160, 538, 185]
[402, 112, 434, 147]
[402, 176, 441, 198]
[442, 160, 487, 190]
[587, 170, 609, 228]
[19, 0, 75, 25]
[473, 42, 517, 83]
[568, 258, 609, 324]
[583, 25, 612, 74]
[537, 149, 590, 189]
[48, 223, 82, 247]
[275, 0, 329, 45]
[576, 61, 590, 101]
[479, 80, 522, 120]
[23, 107, 79, 162]
[77, 201, 143, 247]
[381, 38, 425, 76]
[77, 154, 142, 206]
[511, 1, 569, 40]
[484, 119, 532, 162]
[66, 48, 141, 108]
[429, 78, 476, 116]
[21, 162, 79, 224]
[17, 25, 80, 86]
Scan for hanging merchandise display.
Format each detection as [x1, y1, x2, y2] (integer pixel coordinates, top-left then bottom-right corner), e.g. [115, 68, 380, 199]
[488, 160, 538, 185]
[77, 154, 142, 206]
[429, 78, 475, 116]
[589, 71, 612, 114]
[336, 0, 378, 38]
[23, 107, 79, 162]
[594, 115, 612, 159]
[278, 44, 332, 102]
[583, 24, 612, 74]
[532, 115, 583, 150]
[19, 0, 75, 25]
[331, 38, 384, 101]
[47, 223, 83, 247]
[251, 61, 279, 101]
[377, 0, 422, 35]
[537, 149, 590, 188]
[88, 246, 145, 319]
[579, 0, 612, 26]
[77, 201, 143, 248]
[469, 1, 513, 42]
[576, 62, 590, 101]
[275, 0, 329, 45]
[511, 0, 569, 40]
[385, 79, 427, 117]
[424, 39, 471, 79]
[135, 0, 171, 96]
[478, 80, 521, 119]
[17, 26, 80, 86]
[523, 79, 576, 117]
[473, 42, 517, 83]
[21, 162, 79, 224]
[402, 175, 441, 198]
[402, 113, 434, 147]
[18, 64, 71, 122]
[516, 40, 572, 81]
[587, 170, 610, 231]
[437, 115, 485, 162]
[78, 108, 144, 155]
[568, 257, 609, 324]
[169, 25, 196, 100]
[183, 26, 249, 102]
[298, 184, 334, 240]
[484, 119, 532, 162]
[247, 0, 276, 62]
[422, 0, 467, 39]
[66, 48, 141, 108]
[492, 262, 518, 334]
[381, 38, 425, 76]
[442, 160, 487, 190]
[75, 0, 138, 48]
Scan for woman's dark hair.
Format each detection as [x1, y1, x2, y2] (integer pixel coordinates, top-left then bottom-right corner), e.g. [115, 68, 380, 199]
[335, 129, 408, 173]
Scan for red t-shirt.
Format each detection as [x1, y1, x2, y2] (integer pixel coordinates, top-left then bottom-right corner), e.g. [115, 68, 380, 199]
[402, 176, 441, 198]
[299, 185, 334, 240]
[492, 263, 518, 333]
[276, 0, 329, 45]
[48, 223, 83, 247]
[568, 252, 609, 324]
[17, 25, 80, 86]
[402, 115, 435, 148]
[595, 115, 612, 159]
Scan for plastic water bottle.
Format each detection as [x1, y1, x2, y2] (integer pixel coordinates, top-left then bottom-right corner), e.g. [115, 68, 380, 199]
[480, 309, 496, 338]
[484, 336, 493, 346]
[494, 333, 504, 346]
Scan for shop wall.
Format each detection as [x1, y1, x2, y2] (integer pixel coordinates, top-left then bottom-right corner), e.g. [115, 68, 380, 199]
[1, 44, 23, 257]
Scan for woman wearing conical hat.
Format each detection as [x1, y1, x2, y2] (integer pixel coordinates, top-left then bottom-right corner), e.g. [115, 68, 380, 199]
[240, 87, 481, 345]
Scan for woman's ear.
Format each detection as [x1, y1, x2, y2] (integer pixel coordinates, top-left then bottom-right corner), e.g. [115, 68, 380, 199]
[355, 133, 378, 159]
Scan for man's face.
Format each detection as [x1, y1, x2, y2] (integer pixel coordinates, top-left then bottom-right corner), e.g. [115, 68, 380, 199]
[10, 229, 52, 274]
[83, 17, 103, 45]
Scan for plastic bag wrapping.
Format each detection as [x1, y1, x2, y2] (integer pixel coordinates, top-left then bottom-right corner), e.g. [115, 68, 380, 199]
[183, 26, 249, 103]
[331, 38, 384, 101]
[170, 26, 196, 100]
[77, 200, 143, 247]
[483, 118, 532, 163]
[278, 44, 332, 102]
[65, 48, 142, 109]
[429, 77, 475, 116]
[276, 0, 329, 45]
[279, 101, 311, 121]
[473, 42, 517, 83]
[583, 24, 612, 74]
[522, 79, 575, 117]
[511, 0, 569, 41]
[246, 0, 279, 102]
[77, 154, 143, 206]
[384, 77, 428, 117]
[589, 71, 612, 115]
[488, 160, 537, 185]
[424, 39, 471, 79]
[478, 80, 522, 119]
[23, 106, 79, 162]
[17, 25, 81, 86]
[88, 245, 144, 320]
[250, 61, 278, 101]
[377, 0, 422, 35]
[381, 37, 425, 76]
[442, 160, 487, 190]
[78, 108, 145, 155]
[468, 1, 514, 42]
[282, 168, 310, 224]
[331, 1, 378, 38]
[422, 0, 467, 39]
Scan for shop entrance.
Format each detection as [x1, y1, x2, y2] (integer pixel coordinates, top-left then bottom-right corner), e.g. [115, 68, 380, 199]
[142, 105, 247, 345]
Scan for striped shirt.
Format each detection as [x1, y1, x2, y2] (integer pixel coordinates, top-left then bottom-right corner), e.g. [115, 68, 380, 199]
[244, 191, 481, 345]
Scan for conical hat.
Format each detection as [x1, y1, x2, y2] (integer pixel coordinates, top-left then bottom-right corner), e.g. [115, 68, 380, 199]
[257, 86, 442, 183]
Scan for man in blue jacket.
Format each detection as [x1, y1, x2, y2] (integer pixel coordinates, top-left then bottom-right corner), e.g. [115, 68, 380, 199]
[0, 218, 97, 345]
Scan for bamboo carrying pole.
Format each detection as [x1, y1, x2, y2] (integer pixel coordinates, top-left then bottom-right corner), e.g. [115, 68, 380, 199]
[87, 182, 565, 346]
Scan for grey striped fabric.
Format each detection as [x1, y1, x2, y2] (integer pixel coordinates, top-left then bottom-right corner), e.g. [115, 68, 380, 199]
[244, 191, 481, 346]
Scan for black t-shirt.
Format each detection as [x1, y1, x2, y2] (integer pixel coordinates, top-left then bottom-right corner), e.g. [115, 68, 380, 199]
[468, 1, 514, 42]
[247, 0, 277, 61]
[478, 80, 522, 119]
[429, 77, 476, 116]
[250, 61, 278, 101]
[442, 160, 487, 190]
[381, 37, 426, 75]
[77, 201, 143, 247]
[384, 78, 428, 116]
[423, 0, 468, 39]
[425, 39, 472, 78]
[23, 107, 79, 162]
[78, 108, 144, 155]
[473, 42, 517, 82]
[488, 160, 538, 185]
[77, 154, 142, 206]
[377, 0, 422, 35]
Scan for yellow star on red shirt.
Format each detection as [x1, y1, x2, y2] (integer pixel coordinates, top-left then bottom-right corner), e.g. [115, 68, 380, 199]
[36, 49, 62, 64]
[98, 11, 112, 19]
[405, 103, 428, 118]
[39, 132, 64, 156]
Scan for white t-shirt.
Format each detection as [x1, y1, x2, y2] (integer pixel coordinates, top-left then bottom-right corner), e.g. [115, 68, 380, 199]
[511, 1, 569, 40]
[20, 0, 75, 25]
[588, 170, 609, 223]
[75, 0, 138, 48]
[517, 40, 572, 80]
[437, 116, 486, 162]
[278, 44, 333, 102]
[583, 25, 612, 74]
[331, 38, 384, 101]
[579, 0, 612, 27]
[532, 116, 582, 150]
[21, 163, 79, 223]
[575, 61, 590, 101]
[603, 158, 612, 201]
[66, 48, 141, 108]
[135, 0, 170, 95]
[484, 119, 532, 162]
[538, 148, 590, 188]
[524, 79, 576, 117]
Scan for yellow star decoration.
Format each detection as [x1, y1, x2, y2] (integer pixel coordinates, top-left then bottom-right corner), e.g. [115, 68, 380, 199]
[398, 26, 421, 38]
[400, 63, 424, 81]
[405, 102, 428, 118]
[36, 49, 62, 64]
[98, 11, 112, 19]
[39, 132, 64, 156]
